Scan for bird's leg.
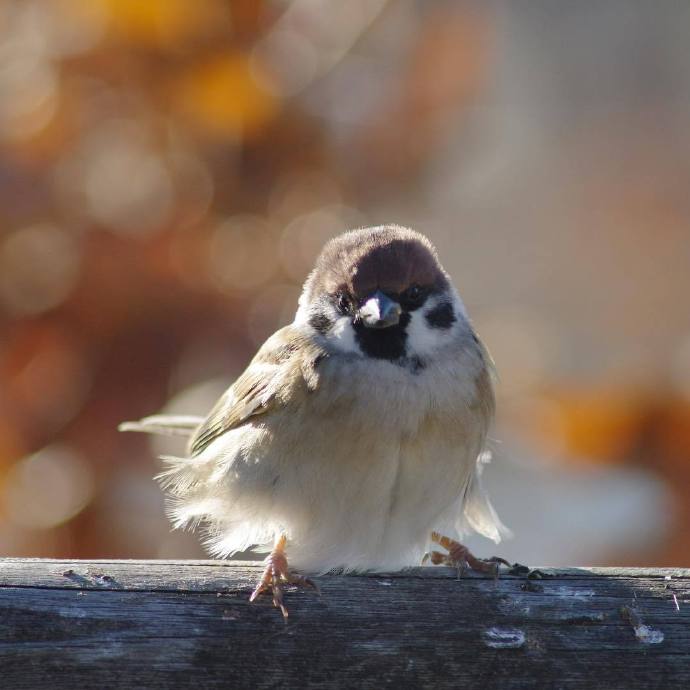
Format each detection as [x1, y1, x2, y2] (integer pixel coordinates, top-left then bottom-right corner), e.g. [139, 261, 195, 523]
[422, 531, 511, 579]
[249, 534, 318, 621]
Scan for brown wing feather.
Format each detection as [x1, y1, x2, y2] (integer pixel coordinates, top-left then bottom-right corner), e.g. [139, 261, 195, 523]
[187, 326, 327, 456]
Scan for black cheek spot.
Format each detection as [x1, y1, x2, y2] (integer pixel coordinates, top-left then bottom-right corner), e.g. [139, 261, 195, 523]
[309, 312, 333, 335]
[425, 302, 456, 330]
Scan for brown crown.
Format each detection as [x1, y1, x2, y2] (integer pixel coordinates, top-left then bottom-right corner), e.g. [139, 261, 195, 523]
[305, 225, 448, 301]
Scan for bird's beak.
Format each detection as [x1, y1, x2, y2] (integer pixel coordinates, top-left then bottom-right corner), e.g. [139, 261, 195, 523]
[359, 290, 402, 329]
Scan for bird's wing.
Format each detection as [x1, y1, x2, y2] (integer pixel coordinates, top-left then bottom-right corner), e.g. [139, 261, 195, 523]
[188, 325, 327, 456]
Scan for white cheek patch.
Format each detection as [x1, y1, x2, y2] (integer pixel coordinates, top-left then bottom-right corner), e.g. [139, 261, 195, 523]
[294, 293, 361, 355]
[293, 299, 310, 326]
[328, 315, 360, 354]
[406, 294, 463, 357]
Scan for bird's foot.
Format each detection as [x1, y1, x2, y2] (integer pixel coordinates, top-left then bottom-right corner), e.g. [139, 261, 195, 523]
[249, 535, 319, 621]
[422, 531, 511, 579]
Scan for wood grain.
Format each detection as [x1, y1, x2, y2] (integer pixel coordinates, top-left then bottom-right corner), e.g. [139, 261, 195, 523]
[0, 559, 688, 688]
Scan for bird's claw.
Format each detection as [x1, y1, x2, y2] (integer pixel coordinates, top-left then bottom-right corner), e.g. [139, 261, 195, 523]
[422, 531, 511, 579]
[249, 536, 318, 621]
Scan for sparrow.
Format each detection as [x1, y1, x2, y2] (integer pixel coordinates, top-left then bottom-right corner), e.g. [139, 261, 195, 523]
[120, 224, 509, 618]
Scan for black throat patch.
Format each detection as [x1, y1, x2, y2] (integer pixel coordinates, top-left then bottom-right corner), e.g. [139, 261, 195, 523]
[353, 312, 411, 361]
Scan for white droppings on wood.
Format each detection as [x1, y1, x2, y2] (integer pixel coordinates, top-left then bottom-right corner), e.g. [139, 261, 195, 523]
[482, 628, 526, 649]
[633, 624, 664, 645]
[555, 586, 595, 598]
[622, 605, 666, 645]
[558, 612, 605, 623]
[353, 640, 400, 655]
[58, 608, 86, 618]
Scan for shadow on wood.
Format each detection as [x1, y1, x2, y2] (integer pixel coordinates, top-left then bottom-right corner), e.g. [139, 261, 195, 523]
[0, 560, 688, 688]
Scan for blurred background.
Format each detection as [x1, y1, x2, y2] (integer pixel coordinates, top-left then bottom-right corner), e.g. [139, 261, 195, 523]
[1, 0, 689, 566]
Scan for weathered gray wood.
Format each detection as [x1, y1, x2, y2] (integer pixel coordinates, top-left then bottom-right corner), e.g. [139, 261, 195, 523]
[0, 559, 688, 689]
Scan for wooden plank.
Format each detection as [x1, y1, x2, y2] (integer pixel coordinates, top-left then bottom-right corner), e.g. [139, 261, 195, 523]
[2, 559, 689, 590]
[0, 559, 688, 689]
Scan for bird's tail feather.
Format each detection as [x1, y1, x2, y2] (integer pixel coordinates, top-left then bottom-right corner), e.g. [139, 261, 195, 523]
[118, 415, 203, 437]
[458, 455, 512, 543]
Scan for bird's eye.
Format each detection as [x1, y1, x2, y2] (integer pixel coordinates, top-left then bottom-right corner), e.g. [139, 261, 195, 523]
[336, 292, 351, 315]
[401, 284, 426, 308]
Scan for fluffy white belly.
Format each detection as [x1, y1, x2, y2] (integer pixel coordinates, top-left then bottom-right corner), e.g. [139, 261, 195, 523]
[269, 420, 475, 573]
[165, 351, 493, 573]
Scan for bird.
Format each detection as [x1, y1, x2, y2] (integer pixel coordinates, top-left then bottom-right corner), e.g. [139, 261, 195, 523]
[120, 224, 509, 618]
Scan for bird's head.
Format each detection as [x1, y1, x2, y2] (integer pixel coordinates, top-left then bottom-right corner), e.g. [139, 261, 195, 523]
[296, 225, 468, 363]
